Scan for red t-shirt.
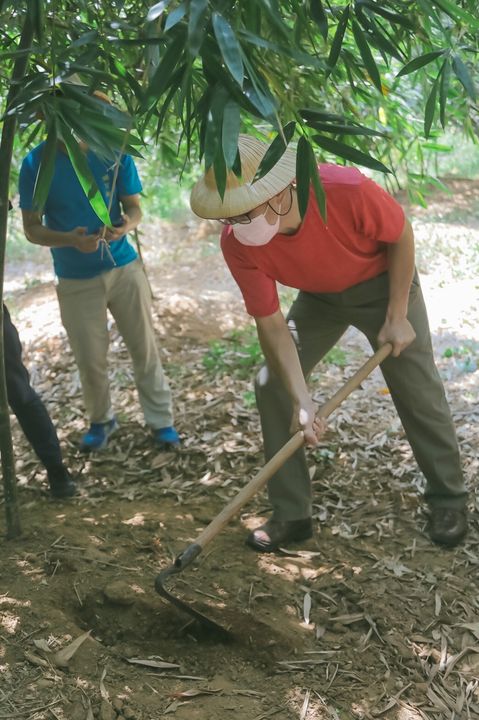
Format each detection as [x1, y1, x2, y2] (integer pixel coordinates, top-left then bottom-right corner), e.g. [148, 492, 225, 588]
[221, 165, 405, 317]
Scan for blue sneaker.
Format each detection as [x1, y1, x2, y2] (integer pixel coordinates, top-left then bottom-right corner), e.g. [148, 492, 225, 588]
[80, 418, 118, 452]
[153, 426, 180, 449]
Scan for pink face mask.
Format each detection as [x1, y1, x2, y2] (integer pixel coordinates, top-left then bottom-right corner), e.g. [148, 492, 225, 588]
[233, 210, 280, 246]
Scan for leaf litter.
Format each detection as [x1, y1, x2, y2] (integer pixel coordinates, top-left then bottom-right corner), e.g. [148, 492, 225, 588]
[1, 184, 479, 718]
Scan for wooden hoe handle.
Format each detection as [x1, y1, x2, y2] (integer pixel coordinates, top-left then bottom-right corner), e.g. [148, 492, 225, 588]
[194, 343, 392, 551]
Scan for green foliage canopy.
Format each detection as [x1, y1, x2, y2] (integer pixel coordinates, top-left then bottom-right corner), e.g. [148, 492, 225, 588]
[1, 0, 478, 212]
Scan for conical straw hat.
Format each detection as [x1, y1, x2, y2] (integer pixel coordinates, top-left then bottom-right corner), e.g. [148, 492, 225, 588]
[190, 134, 297, 219]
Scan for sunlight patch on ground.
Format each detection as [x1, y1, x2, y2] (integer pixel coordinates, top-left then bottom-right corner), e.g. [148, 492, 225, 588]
[122, 513, 146, 526]
[1, 612, 20, 634]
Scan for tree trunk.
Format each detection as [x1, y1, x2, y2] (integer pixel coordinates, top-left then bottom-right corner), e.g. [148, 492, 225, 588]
[0, 15, 35, 539]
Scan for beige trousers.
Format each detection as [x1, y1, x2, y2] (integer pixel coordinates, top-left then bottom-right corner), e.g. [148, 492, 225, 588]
[56, 259, 173, 429]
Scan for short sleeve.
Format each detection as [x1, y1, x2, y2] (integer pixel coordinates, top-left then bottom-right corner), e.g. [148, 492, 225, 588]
[352, 178, 405, 243]
[19, 156, 37, 210]
[117, 155, 142, 196]
[221, 229, 280, 317]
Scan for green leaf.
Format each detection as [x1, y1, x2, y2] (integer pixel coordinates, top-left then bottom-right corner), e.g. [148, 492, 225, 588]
[213, 146, 227, 200]
[326, 4, 350, 75]
[300, 109, 345, 124]
[296, 136, 311, 218]
[433, 0, 479, 31]
[351, 20, 382, 94]
[439, 58, 450, 129]
[147, 0, 172, 22]
[309, 150, 326, 222]
[58, 121, 112, 227]
[165, 1, 186, 31]
[32, 119, 57, 212]
[451, 54, 476, 101]
[146, 28, 186, 102]
[241, 52, 278, 121]
[238, 29, 322, 68]
[311, 135, 391, 173]
[356, 16, 404, 63]
[305, 121, 386, 137]
[253, 122, 296, 182]
[310, 0, 328, 41]
[424, 76, 439, 138]
[222, 99, 241, 169]
[188, 0, 208, 57]
[204, 85, 228, 170]
[212, 12, 244, 87]
[421, 142, 452, 152]
[360, 0, 415, 30]
[27, 0, 44, 43]
[396, 50, 445, 78]
[70, 30, 98, 48]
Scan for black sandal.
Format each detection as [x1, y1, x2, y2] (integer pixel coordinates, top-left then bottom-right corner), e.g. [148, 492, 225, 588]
[246, 518, 313, 553]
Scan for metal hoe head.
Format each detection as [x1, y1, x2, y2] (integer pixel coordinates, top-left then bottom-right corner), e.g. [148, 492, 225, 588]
[154, 544, 232, 638]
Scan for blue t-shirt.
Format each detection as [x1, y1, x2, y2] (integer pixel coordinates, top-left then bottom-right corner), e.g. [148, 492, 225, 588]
[19, 144, 142, 279]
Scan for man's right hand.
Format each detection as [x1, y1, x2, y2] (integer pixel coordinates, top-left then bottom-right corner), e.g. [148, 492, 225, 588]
[291, 401, 327, 446]
[69, 226, 100, 253]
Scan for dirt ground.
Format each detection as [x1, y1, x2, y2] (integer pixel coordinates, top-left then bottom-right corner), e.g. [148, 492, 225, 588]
[1, 180, 479, 720]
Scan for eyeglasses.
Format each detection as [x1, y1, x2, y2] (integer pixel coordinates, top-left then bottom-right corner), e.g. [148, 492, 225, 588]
[217, 185, 294, 226]
[217, 214, 252, 226]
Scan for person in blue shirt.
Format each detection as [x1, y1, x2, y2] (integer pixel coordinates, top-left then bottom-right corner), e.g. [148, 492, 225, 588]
[19, 92, 180, 452]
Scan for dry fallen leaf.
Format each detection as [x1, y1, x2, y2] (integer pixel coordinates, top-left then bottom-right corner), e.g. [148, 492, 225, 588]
[126, 657, 180, 669]
[52, 630, 91, 668]
[303, 592, 312, 625]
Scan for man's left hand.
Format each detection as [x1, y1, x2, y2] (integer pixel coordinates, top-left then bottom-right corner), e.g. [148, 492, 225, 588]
[378, 317, 416, 357]
[104, 214, 131, 242]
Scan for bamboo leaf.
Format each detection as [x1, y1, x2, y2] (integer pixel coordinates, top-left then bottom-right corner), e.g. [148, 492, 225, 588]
[165, 1, 187, 31]
[309, 148, 326, 222]
[311, 134, 391, 173]
[188, 0, 208, 57]
[222, 99, 241, 170]
[238, 30, 322, 68]
[451, 54, 476, 101]
[434, 0, 479, 31]
[424, 76, 439, 138]
[27, 0, 44, 43]
[213, 146, 227, 200]
[58, 120, 112, 227]
[32, 119, 57, 212]
[310, 0, 328, 41]
[204, 85, 228, 170]
[351, 20, 382, 93]
[396, 50, 445, 78]
[212, 12, 244, 87]
[146, 28, 186, 102]
[303, 592, 312, 624]
[300, 109, 345, 124]
[305, 120, 386, 137]
[438, 58, 450, 130]
[70, 30, 99, 48]
[147, 0, 172, 22]
[360, 0, 415, 29]
[296, 136, 311, 218]
[326, 4, 350, 75]
[242, 52, 278, 121]
[253, 122, 296, 182]
[356, 17, 404, 63]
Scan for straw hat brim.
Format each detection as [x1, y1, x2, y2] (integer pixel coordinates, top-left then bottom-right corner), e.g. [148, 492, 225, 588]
[190, 135, 297, 219]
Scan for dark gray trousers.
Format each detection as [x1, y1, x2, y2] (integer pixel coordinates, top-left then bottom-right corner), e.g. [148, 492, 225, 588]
[254, 272, 467, 521]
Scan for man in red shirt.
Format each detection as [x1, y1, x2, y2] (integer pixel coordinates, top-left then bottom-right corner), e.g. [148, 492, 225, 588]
[190, 134, 468, 552]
